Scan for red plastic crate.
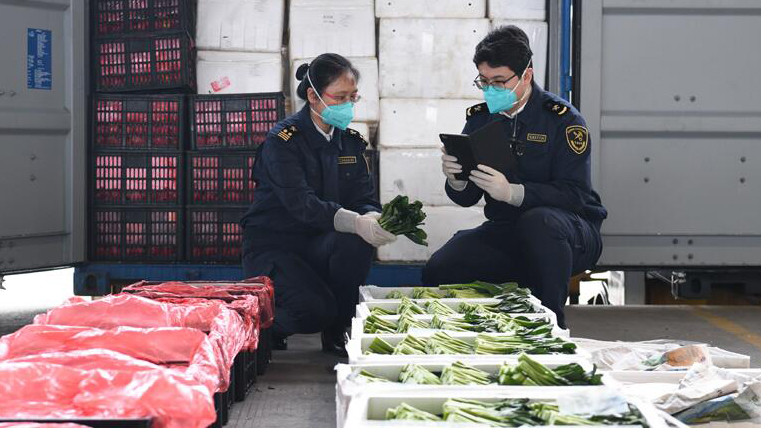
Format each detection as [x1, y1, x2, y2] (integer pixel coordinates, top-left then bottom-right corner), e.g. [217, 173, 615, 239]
[187, 152, 256, 205]
[93, 94, 186, 150]
[92, 152, 182, 205]
[90, 207, 183, 261]
[186, 207, 246, 263]
[190, 93, 285, 150]
[94, 33, 195, 92]
[92, 0, 197, 38]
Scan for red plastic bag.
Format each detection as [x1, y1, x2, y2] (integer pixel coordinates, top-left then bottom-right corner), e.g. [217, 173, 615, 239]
[0, 350, 216, 428]
[0, 424, 92, 427]
[122, 276, 275, 329]
[0, 325, 224, 394]
[148, 295, 260, 351]
[0, 423, 92, 427]
[32, 295, 248, 390]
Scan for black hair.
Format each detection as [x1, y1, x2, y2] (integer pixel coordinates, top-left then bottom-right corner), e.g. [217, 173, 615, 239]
[473, 25, 533, 77]
[295, 53, 360, 101]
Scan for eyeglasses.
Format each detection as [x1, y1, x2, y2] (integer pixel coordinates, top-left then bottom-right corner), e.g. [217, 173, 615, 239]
[323, 91, 361, 104]
[473, 73, 518, 90]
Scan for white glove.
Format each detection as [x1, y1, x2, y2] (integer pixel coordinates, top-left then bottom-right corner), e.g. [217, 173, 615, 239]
[334, 209, 397, 247]
[469, 164, 524, 206]
[441, 147, 468, 191]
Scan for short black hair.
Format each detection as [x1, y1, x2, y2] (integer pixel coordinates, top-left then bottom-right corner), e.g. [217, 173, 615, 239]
[473, 25, 533, 77]
[295, 53, 360, 101]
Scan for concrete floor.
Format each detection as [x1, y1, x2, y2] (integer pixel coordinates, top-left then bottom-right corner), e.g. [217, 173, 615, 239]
[1, 299, 759, 428]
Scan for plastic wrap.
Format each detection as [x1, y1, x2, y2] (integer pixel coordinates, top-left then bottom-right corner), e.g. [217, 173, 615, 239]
[0, 350, 216, 428]
[32, 295, 248, 390]
[122, 276, 275, 329]
[0, 424, 92, 428]
[0, 324, 224, 394]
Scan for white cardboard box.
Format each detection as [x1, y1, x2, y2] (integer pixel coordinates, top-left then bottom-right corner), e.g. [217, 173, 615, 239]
[291, 57, 379, 122]
[379, 19, 490, 99]
[379, 148, 486, 207]
[488, 0, 546, 20]
[491, 19, 548, 88]
[289, 0, 375, 60]
[378, 99, 480, 149]
[196, 0, 284, 53]
[375, 0, 486, 18]
[377, 206, 485, 262]
[196, 50, 283, 94]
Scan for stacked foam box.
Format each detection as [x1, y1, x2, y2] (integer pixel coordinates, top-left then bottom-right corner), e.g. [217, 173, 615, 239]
[376, 3, 488, 262]
[376, 1, 550, 262]
[195, 0, 285, 94]
[489, 0, 549, 88]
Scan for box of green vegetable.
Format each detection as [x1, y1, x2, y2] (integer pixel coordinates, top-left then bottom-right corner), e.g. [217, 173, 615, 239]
[343, 389, 666, 427]
[351, 312, 568, 342]
[335, 357, 611, 427]
[354, 296, 559, 330]
[358, 282, 536, 302]
[347, 330, 589, 365]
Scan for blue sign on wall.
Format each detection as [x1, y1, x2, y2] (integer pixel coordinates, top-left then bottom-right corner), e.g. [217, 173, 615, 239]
[27, 28, 52, 90]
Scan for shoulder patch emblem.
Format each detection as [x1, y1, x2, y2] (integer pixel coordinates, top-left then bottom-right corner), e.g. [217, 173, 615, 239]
[545, 100, 569, 116]
[566, 125, 588, 155]
[276, 125, 298, 142]
[466, 102, 488, 118]
[346, 127, 369, 146]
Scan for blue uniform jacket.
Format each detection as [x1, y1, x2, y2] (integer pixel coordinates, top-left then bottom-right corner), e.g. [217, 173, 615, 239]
[241, 105, 380, 235]
[446, 82, 608, 227]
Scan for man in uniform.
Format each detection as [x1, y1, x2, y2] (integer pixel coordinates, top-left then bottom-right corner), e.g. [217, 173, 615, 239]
[422, 26, 607, 328]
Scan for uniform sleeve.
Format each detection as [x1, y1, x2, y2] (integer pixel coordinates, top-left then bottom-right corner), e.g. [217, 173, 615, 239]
[261, 134, 341, 230]
[520, 115, 591, 215]
[444, 119, 485, 207]
[345, 144, 382, 214]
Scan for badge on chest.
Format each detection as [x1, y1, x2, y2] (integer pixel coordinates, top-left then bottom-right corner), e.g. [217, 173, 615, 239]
[337, 156, 357, 165]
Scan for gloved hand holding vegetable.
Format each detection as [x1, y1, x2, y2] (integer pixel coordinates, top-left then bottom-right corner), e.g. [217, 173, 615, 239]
[334, 208, 397, 247]
[379, 195, 429, 246]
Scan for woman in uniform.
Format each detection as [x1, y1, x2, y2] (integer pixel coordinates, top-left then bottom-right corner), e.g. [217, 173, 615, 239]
[240, 53, 395, 356]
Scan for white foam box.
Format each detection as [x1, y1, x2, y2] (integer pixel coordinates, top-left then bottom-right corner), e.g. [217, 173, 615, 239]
[196, 0, 284, 53]
[196, 50, 283, 94]
[377, 206, 484, 262]
[488, 0, 546, 20]
[344, 388, 668, 427]
[335, 360, 606, 427]
[351, 313, 567, 340]
[347, 332, 587, 365]
[491, 19, 548, 88]
[379, 148, 487, 207]
[289, 0, 375, 60]
[290, 57, 379, 122]
[378, 99, 479, 149]
[355, 297, 557, 325]
[376, 0, 486, 18]
[379, 19, 490, 99]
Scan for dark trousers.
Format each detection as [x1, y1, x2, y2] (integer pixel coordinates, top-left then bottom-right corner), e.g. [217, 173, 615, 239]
[242, 230, 374, 337]
[421, 207, 602, 328]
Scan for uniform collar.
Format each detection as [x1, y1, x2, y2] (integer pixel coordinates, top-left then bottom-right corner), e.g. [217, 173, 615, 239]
[296, 105, 342, 151]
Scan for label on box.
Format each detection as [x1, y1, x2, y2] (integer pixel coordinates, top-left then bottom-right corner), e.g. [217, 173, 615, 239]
[27, 28, 52, 90]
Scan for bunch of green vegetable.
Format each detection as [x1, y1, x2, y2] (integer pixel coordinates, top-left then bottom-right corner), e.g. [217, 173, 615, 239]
[399, 364, 441, 385]
[383, 290, 406, 299]
[365, 332, 577, 356]
[475, 334, 577, 355]
[498, 354, 602, 386]
[379, 195, 428, 246]
[412, 287, 444, 299]
[386, 398, 650, 426]
[356, 356, 602, 387]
